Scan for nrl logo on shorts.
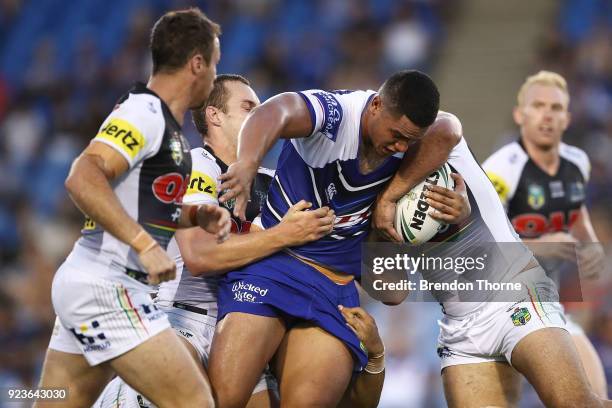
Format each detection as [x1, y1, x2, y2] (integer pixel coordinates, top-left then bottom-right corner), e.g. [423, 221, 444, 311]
[527, 184, 545, 210]
[510, 307, 531, 326]
[437, 345, 454, 358]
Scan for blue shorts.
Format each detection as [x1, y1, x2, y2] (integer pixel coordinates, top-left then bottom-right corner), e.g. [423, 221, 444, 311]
[217, 251, 367, 370]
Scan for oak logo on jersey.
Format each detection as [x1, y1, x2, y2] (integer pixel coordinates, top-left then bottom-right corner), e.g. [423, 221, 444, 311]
[186, 171, 217, 199]
[486, 172, 509, 204]
[152, 173, 188, 204]
[527, 184, 545, 210]
[96, 118, 144, 159]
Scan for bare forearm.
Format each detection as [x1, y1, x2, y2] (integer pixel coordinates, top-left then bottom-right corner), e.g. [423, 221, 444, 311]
[571, 206, 599, 243]
[338, 372, 385, 408]
[381, 111, 461, 202]
[185, 225, 290, 276]
[66, 155, 145, 249]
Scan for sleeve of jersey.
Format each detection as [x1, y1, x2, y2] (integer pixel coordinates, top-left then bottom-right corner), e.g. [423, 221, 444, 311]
[182, 150, 220, 206]
[482, 155, 514, 207]
[296, 90, 343, 141]
[93, 104, 163, 168]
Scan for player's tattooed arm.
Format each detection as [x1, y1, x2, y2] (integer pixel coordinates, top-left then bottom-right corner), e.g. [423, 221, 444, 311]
[65, 141, 175, 284]
[218, 92, 313, 220]
[337, 306, 385, 408]
[177, 200, 334, 276]
[373, 111, 464, 242]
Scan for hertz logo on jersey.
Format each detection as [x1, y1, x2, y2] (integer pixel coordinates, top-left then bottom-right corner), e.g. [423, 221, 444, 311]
[486, 172, 509, 205]
[186, 171, 217, 199]
[95, 118, 145, 159]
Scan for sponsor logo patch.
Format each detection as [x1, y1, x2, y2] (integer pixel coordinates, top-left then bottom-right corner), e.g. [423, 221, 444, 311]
[231, 281, 269, 303]
[186, 171, 217, 199]
[312, 91, 343, 141]
[70, 320, 111, 352]
[486, 172, 510, 204]
[437, 345, 455, 359]
[527, 184, 545, 210]
[510, 307, 531, 326]
[95, 118, 144, 159]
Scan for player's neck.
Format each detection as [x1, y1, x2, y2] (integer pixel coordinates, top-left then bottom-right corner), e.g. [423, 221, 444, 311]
[147, 74, 192, 127]
[521, 136, 560, 176]
[206, 132, 237, 165]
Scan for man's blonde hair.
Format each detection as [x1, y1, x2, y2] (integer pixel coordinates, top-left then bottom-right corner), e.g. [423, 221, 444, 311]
[517, 70, 569, 106]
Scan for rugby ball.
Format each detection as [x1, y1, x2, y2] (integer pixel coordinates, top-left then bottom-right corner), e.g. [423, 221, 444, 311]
[394, 163, 454, 244]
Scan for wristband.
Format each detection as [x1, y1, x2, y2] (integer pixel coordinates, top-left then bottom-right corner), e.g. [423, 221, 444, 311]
[364, 349, 385, 375]
[130, 230, 158, 254]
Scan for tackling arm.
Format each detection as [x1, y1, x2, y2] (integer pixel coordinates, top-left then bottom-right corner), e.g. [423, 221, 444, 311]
[218, 93, 314, 219]
[373, 111, 463, 241]
[177, 201, 335, 276]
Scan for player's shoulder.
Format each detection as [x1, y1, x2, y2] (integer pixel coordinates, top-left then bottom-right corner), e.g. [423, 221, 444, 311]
[559, 142, 589, 167]
[190, 146, 222, 174]
[297, 89, 373, 141]
[482, 140, 528, 170]
[114, 85, 164, 120]
[299, 89, 373, 108]
[559, 142, 590, 179]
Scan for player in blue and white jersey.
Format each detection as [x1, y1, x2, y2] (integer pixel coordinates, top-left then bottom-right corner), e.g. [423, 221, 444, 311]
[210, 70, 471, 407]
[95, 74, 388, 408]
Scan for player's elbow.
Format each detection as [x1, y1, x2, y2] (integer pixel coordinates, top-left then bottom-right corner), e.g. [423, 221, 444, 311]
[432, 111, 462, 145]
[64, 158, 85, 198]
[183, 251, 227, 277]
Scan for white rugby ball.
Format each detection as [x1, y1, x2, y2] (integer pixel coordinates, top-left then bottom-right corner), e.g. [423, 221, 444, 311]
[394, 163, 454, 244]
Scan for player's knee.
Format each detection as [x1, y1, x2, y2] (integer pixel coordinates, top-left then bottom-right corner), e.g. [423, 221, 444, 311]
[280, 385, 342, 408]
[542, 390, 602, 408]
[213, 382, 252, 408]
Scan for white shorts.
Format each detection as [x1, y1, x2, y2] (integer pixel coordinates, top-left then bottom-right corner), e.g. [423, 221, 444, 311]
[49, 255, 170, 366]
[159, 302, 278, 395]
[437, 266, 568, 370]
[561, 307, 586, 336]
[93, 303, 278, 407]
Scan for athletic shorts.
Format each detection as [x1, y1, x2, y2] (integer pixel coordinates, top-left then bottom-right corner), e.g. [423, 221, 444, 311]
[93, 302, 278, 408]
[437, 265, 568, 370]
[159, 302, 278, 395]
[217, 251, 367, 370]
[49, 251, 169, 366]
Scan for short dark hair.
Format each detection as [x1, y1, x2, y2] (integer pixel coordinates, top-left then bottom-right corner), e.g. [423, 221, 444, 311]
[379, 70, 440, 128]
[192, 74, 251, 136]
[150, 7, 221, 74]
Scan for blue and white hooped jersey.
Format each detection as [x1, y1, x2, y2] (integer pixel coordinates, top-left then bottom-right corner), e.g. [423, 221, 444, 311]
[261, 90, 403, 277]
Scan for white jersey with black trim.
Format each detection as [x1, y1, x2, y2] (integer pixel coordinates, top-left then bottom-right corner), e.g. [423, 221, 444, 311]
[157, 147, 220, 309]
[156, 146, 274, 311]
[425, 137, 533, 317]
[70, 83, 191, 290]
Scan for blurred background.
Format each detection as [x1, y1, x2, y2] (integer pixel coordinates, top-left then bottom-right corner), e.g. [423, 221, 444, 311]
[0, 0, 610, 406]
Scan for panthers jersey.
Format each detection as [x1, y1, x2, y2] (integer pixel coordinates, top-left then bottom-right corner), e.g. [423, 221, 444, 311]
[482, 140, 590, 238]
[156, 146, 273, 310]
[74, 83, 191, 278]
[261, 90, 404, 277]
